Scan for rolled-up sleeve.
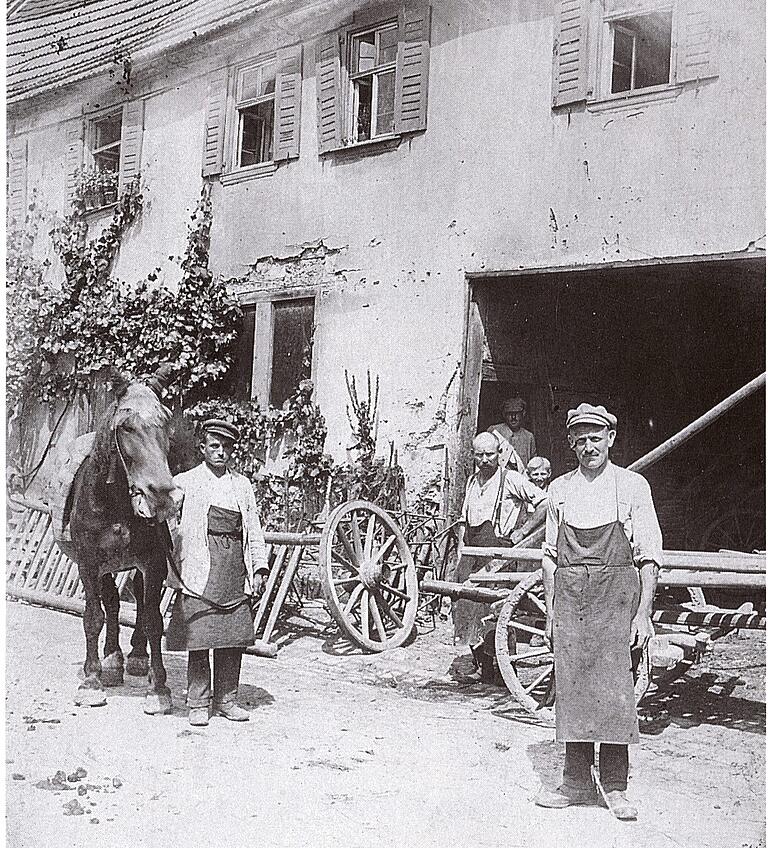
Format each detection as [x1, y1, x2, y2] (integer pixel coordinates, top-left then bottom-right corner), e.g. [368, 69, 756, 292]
[630, 475, 663, 567]
[542, 479, 562, 559]
[506, 472, 548, 508]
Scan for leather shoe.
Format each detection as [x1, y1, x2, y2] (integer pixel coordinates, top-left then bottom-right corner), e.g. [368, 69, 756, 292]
[188, 707, 209, 727]
[605, 791, 637, 821]
[214, 703, 250, 721]
[535, 785, 597, 808]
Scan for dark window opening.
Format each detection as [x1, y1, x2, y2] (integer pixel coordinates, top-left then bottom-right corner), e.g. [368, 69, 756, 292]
[611, 10, 672, 94]
[92, 112, 122, 173]
[269, 298, 315, 409]
[232, 305, 257, 400]
[239, 101, 275, 166]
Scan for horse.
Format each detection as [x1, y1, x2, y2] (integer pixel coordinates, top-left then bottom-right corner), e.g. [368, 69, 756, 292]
[63, 369, 179, 713]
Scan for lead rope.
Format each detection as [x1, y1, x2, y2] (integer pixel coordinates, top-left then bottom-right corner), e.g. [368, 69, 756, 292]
[113, 427, 248, 613]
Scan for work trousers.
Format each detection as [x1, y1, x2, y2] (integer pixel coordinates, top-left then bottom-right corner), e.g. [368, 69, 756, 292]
[186, 647, 243, 708]
[563, 742, 629, 794]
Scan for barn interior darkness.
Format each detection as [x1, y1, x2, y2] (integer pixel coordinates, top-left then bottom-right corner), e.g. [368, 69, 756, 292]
[473, 257, 765, 552]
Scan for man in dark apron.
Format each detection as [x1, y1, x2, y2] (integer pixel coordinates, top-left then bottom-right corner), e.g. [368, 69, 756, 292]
[535, 404, 661, 820]
[455, 432, 548, 682]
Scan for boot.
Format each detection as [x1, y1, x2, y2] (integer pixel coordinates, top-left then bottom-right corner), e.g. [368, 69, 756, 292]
[604, 790, 638, 821]
[214, 702, 250, 722]
[188, 707, 209, 727]
[535, 785, 598, 808]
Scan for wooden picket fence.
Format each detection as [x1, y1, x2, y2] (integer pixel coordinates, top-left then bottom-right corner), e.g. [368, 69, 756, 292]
[6, 498, 316, 654]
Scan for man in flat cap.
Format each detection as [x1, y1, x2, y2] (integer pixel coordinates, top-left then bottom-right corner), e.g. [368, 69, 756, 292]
[488, 396, 537, 472]
[168, 419, 268, 726]
[535, 404, 661, 820]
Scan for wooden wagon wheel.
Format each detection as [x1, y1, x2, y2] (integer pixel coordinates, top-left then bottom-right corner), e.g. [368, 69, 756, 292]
[495, 570, 650, 718]
[320, 500, 418, 652]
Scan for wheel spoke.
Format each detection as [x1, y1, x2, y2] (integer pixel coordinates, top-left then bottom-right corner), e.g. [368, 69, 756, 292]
[525, 592, 547, 614]
[333, 576, 360, 588]
[508, 646, 552, 662]
[507, 620, 545, 637]
[375, 592, 403, 627]
[360, 589, 370, 639]
[343, 583, 364, 617]
[364, 513, 377, 560]
[378, 582, 410, 602]
[369, 595, 388, 642]
[332, 550, 359, 574]
[349, 513, 364, 560]
[370, 534, 397, 566]
[337, 527, 359, 567]
[524, 666, 553, 695]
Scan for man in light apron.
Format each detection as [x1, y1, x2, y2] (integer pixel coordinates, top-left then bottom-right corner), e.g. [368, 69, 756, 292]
[535, 404, 662, 820]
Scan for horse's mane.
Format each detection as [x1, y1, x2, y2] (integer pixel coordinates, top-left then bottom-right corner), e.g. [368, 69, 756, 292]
[90, 397, 121, 474]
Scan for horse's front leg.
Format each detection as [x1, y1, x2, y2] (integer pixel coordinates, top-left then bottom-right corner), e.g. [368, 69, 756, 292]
[142, 558, 172, 715]
[75, 566, 108, 707]
[100, 572, 124, 687]
[126, 570, 150, 677]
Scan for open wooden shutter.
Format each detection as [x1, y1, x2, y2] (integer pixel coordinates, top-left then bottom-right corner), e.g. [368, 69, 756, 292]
[65, 121, 84, 206]
[274, 44, 303, 162]
[394, 1, 431, 134]
[119, 99, 144, 189]
[551, 0, 590, 107]
[315, 31, 343, 153]
[7, 137, 27, 224]
[675, 0, 719, 84]
[202, 67, 229, 177]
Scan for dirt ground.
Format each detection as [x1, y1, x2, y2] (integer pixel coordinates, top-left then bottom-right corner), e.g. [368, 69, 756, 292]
[5, 599, 766, 848]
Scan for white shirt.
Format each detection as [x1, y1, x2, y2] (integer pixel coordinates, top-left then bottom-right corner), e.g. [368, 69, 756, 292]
[543, 462, 663, 566]
[461, 467, 548, 537]
[204, 465, 238, 511]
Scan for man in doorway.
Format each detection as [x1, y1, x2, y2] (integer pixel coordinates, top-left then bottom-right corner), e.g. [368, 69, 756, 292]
[488, 396, 537, 472]
[455, 432, 548, 681]
[535, 404, 661, 820]
[168, 419, 269, 727]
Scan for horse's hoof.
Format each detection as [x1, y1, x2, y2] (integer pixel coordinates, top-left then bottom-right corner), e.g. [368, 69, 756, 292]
[125, 656, 149, 677]
[75, 686, 107, 708]
[102, 651, 124, 687]
[144, 690, 172, 715]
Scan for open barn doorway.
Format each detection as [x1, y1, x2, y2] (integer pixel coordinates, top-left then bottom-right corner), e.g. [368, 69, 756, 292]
[460, 255, 765, 554]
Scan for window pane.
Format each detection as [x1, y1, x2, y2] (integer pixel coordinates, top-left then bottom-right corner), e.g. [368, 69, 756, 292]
[94, 114, 121, 149]
[355, 77, 373, 141]
[94, 150, 120, 172]
[378, 25, 398, 65]
[260, 61, 276, 96]
[611, 29, 634, 93]
[634, 11, 672, 89]
[355, 32, 377, 73]
[611, 11, 672, 94]
[240, 62, 276, 101]
[239, 101, 274, 166]
[376, 70, 395, 136]
[269, 299, 314, 409]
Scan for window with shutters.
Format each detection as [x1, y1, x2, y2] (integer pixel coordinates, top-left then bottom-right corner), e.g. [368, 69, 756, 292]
[233, 59, 277, 168]
[552, 0, 719, 109]
[349, 22, 399, 142]
[316, 2, 431, 154]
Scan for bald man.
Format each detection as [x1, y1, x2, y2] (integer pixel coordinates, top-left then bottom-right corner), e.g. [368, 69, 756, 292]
[454, 432, 548, 681]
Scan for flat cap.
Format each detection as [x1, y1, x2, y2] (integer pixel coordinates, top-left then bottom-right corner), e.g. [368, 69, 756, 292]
[566, 403, 617, 431]
[202, 418, 241, 442]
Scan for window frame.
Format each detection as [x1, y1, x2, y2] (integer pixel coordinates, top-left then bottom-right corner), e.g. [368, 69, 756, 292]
[591, 1, 679, 106]
[227, 55, 278, 177]
[88, 109, 122, 174]
[238, 289, 318, 405]
[347, 21, 399, 144]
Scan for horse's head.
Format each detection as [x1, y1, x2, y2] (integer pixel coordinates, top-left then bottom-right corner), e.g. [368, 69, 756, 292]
[112, 377, 179, 523]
